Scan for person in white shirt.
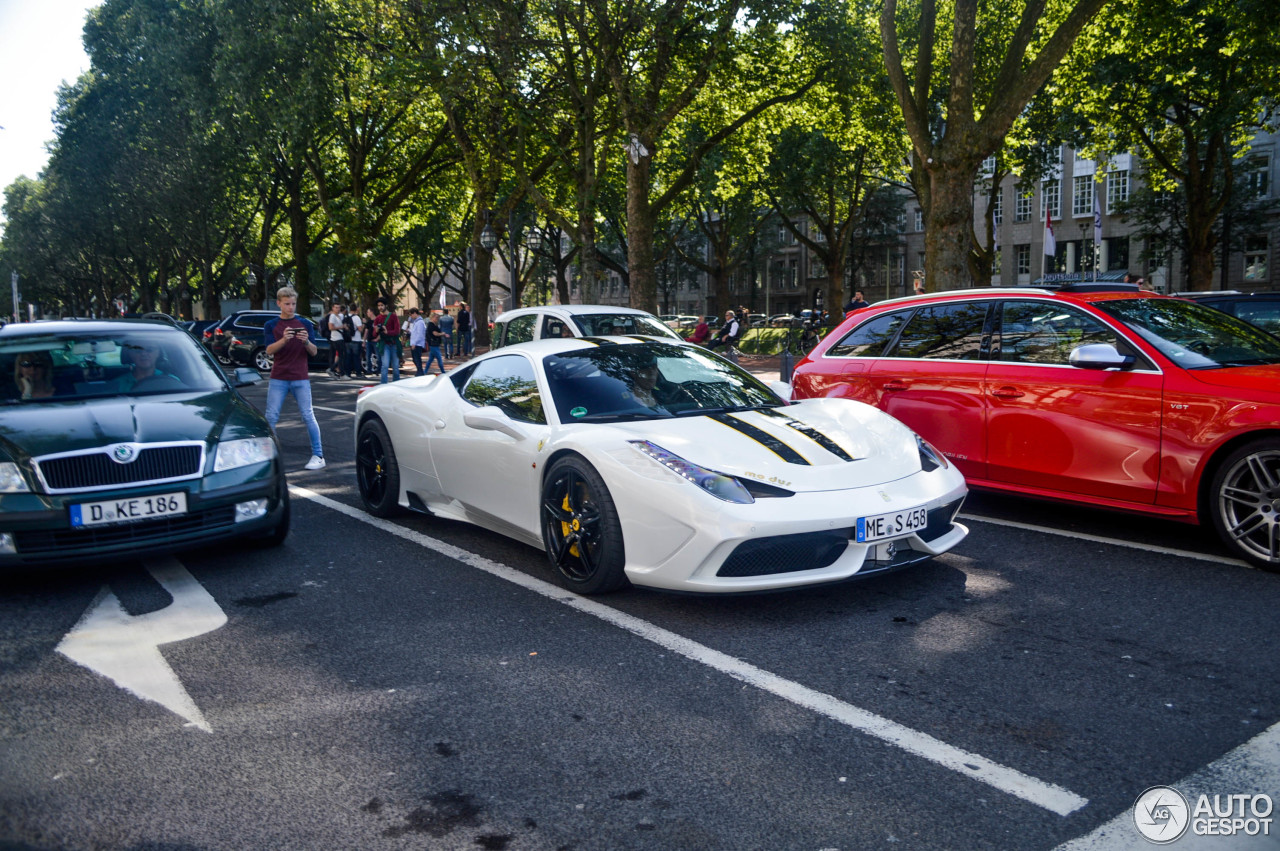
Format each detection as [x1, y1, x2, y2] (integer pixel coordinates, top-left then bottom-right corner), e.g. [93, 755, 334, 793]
[706, 310, 741, 351]
[326, 304, 347, 377]
[406, 308, 427, 375]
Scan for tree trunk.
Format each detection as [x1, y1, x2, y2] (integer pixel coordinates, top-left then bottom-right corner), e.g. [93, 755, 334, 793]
[924, 164, 982, 291]
[625, 150, 657, 313]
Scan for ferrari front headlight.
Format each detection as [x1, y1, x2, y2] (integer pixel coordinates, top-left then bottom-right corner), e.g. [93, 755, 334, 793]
[630, 440, 754, 504]
[0, 462, 31, 493]
[917, 435, 950, 472]
[214, 437, 277, 472]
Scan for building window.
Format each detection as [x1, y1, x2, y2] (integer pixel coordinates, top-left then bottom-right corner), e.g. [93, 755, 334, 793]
[1015, 188, 1033, 222]
[982, 155, 997, 175]
[810, 255, 828, 280]
[1245, 236, 1269, 280]
[810, 222, 826, 242]
[1072, 175, 1095, 217]
[992, 249, 1002, 276]
[1107, 170, 1130, 211]
[1246, 157, 1270, 199]
[1016, 244, 1031, 275]
[778, 226, 793, 245]
[992, 192, 1003, 226]
[1041, 180, 1061, 219]
[914, 208, 923, 231]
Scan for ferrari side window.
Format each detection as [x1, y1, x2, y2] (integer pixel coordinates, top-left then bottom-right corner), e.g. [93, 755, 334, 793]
[826, 311, 909, 358]
[888, 302, 989, 360]
[462, 355, 546, 424]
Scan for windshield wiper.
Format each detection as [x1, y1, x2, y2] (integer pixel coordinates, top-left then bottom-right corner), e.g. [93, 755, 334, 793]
[673, 403, 778, 417]
[569, 411, 672, 423]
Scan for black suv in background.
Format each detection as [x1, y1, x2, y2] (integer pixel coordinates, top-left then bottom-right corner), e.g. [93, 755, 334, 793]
[1176, 291, 1280, 335]
[202, 310, 331, 372]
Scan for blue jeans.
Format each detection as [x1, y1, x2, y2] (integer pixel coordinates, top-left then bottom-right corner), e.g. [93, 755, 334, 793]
[410, 345, 424, 374]
[441, 330, 453, 358]
[379, 342, 400, 383]
[265, 379, 322, 458]
[364, 339, 377, 372]
[461, 329, 473, 356]
[426, 345, 445, 373]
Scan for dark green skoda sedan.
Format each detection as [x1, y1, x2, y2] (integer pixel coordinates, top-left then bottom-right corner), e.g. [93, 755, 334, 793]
[0, 319, 289, 565]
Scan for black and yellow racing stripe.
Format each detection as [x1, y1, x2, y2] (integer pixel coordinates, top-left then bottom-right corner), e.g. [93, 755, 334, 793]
[759, 409, 857, 462]
[710, 413, 810, 465]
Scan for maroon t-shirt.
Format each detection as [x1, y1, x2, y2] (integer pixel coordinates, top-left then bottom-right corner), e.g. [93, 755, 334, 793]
[262, 316, 316, 381]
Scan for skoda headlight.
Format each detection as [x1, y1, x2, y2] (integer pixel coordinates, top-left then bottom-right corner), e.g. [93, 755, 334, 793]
[0, 462, 31, 493]
[916, 435, 950, 473]
[214, 437, 277, 472]
[630, 440, 754, 504]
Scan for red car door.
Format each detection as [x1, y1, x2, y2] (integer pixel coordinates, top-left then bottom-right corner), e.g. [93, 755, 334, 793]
[984, 299, 1164, 504]
[862, 302, 992, 481]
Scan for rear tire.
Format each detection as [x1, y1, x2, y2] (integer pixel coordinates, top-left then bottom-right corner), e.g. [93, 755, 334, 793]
[540, 456, 628, 594]
[253, 347, 273, 372]
[356, 418, 404, 517]
[1209, 439, 1280, 571]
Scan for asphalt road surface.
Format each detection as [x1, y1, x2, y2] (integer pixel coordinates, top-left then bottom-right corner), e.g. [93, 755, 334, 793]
[1, 374, 1277, 850]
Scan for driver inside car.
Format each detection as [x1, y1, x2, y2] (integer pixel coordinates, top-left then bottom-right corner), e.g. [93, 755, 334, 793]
[106, 340, 181, 392]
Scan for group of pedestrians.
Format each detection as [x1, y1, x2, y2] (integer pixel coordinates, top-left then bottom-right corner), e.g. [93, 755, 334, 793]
[315, 297, 475, 383]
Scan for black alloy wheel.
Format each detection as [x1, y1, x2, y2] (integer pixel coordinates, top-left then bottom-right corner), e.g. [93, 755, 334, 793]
[1210, 439, 1280, 571]
[356, 418, 403, 517]
[540, 456, 627, 594]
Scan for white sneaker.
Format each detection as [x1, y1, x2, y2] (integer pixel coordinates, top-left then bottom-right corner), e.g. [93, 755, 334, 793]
[304, 455, 326, 470]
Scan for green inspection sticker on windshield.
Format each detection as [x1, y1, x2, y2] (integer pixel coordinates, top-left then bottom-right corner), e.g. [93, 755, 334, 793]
[570, 406, 587, 418]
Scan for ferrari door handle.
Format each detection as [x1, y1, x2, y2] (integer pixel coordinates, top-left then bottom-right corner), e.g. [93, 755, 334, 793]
[991, 386, 1024, 399]
[881, 380, 907, 391]
[435, 420, 446, 429]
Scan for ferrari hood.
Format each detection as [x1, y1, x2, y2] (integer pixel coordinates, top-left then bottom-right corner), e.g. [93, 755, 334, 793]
[598, 398, 923, 493]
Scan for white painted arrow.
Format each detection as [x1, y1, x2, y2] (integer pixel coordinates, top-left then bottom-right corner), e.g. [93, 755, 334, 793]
[56, 557, 227, 732]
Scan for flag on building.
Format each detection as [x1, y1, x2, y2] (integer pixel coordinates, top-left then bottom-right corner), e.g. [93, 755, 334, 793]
[1043, 207, 1056, 256]
[1093, 190, 1103, 259]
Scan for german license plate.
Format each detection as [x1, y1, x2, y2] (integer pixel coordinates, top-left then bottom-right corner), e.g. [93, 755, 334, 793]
[856, 505, 928, 543]
[70, 492, 188, 528]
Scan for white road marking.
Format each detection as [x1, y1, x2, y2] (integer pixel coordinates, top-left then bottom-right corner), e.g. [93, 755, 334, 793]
[312, 405, 355, 416]
[960, 513, 1248, 567]
[1055, 721, 1280, 850]
[56, 557, 227, 732]
[290, 484, 1089, 816]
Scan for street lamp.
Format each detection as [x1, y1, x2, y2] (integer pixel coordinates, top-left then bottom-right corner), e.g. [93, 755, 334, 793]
[479, 224, 498, 252]
[526, 227, 543, 251]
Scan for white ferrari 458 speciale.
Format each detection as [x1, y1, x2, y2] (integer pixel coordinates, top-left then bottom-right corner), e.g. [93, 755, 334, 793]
[354, 337, 967, 594]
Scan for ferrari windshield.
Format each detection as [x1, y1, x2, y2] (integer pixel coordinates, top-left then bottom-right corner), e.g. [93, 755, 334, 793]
[1096, 298, 1280, 368]
[544, 343, 782, 422]
[0, 326, 226, 403]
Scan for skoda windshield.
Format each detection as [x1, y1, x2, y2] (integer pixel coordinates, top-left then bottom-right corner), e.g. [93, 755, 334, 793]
[1, 327, 228, 403]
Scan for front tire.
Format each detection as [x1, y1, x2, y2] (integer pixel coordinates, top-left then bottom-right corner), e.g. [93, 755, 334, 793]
[356, 418, 403, 517]
[541, 456, 628, 594]
[1209, 439, 1280, 571]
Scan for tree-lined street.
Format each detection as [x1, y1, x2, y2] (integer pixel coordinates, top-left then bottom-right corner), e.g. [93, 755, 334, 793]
[1, 377, 1277, 849]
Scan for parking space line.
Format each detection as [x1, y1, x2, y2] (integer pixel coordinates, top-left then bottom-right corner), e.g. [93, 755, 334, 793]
[960, 513, 1248, 568]
[290, 484, 1090, 817]
[1054, 720, 1280, 850]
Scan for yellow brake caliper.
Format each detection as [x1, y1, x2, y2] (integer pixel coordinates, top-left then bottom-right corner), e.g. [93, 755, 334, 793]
[561, 494, 581, 557]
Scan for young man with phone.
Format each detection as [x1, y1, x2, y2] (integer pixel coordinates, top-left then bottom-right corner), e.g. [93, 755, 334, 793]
[263, 286, 325, 470]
